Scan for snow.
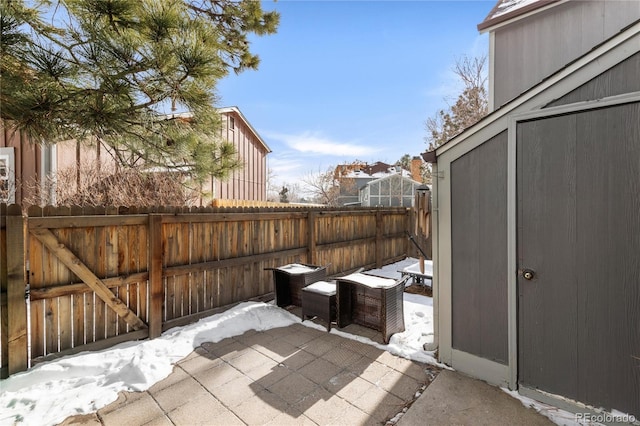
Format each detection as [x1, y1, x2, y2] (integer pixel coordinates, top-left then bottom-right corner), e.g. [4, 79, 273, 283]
[303, 280, 336, 295]
[0, 302, 299, 426]
[490, 0, 542, 19]
[0, 258, 439, 426]
[273, 263, 320, 274]
[503, 388, 601, 426]
[338, 272, 398, 288]
[401, 259, 433, 278]
[366, 257, 419, 279]
[2, 256, 604, 426]
[504, 388, 640, 426]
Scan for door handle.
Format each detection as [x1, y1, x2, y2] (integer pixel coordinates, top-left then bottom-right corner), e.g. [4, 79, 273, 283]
[521, 269, 535, 280]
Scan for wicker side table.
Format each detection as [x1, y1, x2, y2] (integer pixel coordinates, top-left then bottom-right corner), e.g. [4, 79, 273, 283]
[336, 273, 408, 343]
[301, 281, 336, 332]
[266, 263, 327, 308]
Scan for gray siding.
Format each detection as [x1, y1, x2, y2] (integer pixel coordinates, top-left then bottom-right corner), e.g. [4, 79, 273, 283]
[493, 1, 640, 108]
[546, 52, 640, 107]
[517, 103, 640, 416]
[450, 131, 508, 364]
[575, 103, 640, 416]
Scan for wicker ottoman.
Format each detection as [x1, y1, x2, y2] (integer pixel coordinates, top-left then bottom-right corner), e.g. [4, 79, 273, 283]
[301, 281, 336, 332]
[267, 263, 327, 308]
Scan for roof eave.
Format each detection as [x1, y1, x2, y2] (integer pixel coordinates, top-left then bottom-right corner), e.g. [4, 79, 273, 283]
[477, 0, 564, 33]
[437, 20, 640, 158]
[218, 106, 272, 153]
[421, 150, 437, 164]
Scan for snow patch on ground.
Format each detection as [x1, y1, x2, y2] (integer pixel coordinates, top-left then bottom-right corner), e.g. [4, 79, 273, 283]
[0, 302, 300, 426]
[0, 258, 437, 426]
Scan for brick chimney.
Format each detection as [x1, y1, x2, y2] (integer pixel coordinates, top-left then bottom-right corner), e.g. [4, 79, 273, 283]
[410, 157, 423, 182]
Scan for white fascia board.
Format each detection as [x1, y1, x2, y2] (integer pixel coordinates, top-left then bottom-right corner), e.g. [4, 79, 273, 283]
[488, 31, 496, 112]
[436, 21, 640, 160]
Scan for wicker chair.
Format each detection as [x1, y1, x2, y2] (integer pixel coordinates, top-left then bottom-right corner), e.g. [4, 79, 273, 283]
[336, 273, 409, 343]
[266, 263, 328, 308]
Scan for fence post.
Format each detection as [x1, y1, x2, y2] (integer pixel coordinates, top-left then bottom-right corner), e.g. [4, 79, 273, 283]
[7, 204, 27, 375]
[148, 214, 163, 338]
[307, 211, 316, 265]
[375, 210, 383, 268]
[406, 208, 413, 257]
[414, 187, 432, 259]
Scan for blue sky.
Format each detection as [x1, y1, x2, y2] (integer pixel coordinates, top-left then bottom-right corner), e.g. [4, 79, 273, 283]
[216, 0, 494, 192]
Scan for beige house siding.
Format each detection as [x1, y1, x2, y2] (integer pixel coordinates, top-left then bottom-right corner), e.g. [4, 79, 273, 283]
[55, 139, 116, 172]
[207, 108, 270, 204]
[4, 106, 269, 206]
[1, 125, 43, 204]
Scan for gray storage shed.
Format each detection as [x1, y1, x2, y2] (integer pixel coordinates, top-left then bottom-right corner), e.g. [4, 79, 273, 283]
[428, 19, 640, 419]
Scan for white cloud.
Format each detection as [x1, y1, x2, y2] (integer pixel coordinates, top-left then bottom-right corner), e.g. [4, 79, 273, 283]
[267, 156, 301, 174]
[263, 131, 379, 157]
[422, 33, 489, 113]
[266, 154, 307, 187]
[423, 67, 464, 103]
[467, 33, 489, 60]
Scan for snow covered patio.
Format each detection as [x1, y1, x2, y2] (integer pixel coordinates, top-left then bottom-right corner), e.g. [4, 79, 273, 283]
[1, 258, 565, 425]
[60, 321, 439, 425]
[54, 316, 557, 426]
[1, 259, 441, 425]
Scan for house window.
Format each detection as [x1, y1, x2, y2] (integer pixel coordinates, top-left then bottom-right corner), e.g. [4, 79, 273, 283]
[229, 116, 235, 130]
[0, 158, 7, 179]
[41, 144, 57, 205]
[0, 147, 16, 203]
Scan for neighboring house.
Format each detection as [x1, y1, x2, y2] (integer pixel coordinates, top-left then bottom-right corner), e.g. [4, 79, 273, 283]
[336, 159, 423, 206]
[0, 126, 55, 205]
[425, 0, 640, 419]
[0, 106, 270, 206]
[359, 174, 422, 207]
[205, 107, 271, 204]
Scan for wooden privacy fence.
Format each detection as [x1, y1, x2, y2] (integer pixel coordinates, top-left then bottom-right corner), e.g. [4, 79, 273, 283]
[0, 204, 411, 378]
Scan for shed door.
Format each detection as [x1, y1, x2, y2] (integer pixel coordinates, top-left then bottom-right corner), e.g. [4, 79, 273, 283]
[517, 102, 640, 417]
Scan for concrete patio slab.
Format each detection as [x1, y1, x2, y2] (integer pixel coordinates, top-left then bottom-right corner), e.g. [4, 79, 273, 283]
[59, 318, 554, 426]
[60, 322, 434, 426]
[397, 369, 553, 426]
[99, 392, 166, 426]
